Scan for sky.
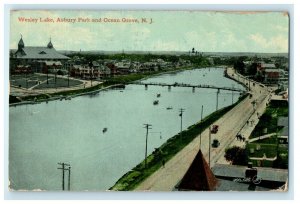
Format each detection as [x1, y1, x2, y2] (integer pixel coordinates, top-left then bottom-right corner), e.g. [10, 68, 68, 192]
[10, 10, 289, 53]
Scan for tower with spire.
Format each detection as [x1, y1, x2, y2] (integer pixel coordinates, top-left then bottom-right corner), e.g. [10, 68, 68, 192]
[18, 34, 24, 51]
[47, 37, 53, 49]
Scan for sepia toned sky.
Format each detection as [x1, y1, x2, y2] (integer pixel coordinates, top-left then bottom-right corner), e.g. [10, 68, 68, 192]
[10, 10, 289, 53]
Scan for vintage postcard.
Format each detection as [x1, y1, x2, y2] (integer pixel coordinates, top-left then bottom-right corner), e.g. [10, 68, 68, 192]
[9, 10, 289, 191]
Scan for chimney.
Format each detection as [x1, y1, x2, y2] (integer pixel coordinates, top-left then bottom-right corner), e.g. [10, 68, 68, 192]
[245, 162, 257, 179]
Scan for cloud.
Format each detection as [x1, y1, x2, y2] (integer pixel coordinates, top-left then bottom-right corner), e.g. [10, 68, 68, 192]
[248, 33, 288, 52]
[273, 25, 289, 33]
[150, 40, 180, 51]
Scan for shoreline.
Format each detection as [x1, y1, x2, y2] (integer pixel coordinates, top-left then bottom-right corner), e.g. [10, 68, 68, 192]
[9, 65, 222, 106]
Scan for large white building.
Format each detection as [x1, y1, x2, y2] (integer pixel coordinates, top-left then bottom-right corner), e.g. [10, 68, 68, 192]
[11, 36, 70, 73]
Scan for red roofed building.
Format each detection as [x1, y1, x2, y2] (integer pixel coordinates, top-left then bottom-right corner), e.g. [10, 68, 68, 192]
[176, 150, 218, 191]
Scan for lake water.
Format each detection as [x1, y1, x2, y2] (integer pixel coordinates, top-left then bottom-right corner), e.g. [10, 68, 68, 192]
[9, 67, 245, 191]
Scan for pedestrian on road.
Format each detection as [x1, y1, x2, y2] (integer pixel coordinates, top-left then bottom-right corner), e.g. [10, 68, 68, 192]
[162, 159, 165, 168]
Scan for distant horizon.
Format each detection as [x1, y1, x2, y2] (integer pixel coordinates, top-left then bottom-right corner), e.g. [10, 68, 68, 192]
[58, 49, 289, 54]
[9, 47, 289, 56]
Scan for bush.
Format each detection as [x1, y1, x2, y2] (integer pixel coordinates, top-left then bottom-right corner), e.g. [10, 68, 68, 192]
[224, 146, 248, 165]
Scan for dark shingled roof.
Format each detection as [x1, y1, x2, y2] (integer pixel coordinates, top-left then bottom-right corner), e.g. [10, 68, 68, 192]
[15, 46, 69, 60]
[277, 117, 288, 127]
[280, 126, 289, 136]
[215, 179, 271, 191]
[177, 150, 218, 191]
[212, 164, 288, 182]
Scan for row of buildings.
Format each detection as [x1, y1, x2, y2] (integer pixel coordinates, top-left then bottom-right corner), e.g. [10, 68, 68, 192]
[256, 62, 288, 85]
[10, 37, 191, 79]
[242, 59, 289, 87]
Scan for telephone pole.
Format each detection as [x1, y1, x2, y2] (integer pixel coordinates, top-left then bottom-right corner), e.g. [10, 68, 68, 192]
[208, 126, 211, 168]
[57, 162, 71, 191]
[232, 85, 234, 105]
[216, 89, 220, 111]
[143, 124, 152, 169]
[200, 105, 203, 149]
[249, 76, 251, 91]
[179, 108, 185, 141]
[67, 166, 71, 191]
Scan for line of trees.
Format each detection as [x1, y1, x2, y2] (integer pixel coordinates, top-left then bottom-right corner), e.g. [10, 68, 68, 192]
[66, 52, 211, 66]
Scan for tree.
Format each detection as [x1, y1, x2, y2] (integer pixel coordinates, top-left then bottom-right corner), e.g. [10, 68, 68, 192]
[233, 57, 246, 74]
[224, 146, 247, 165]
[246, 62, 258, 76]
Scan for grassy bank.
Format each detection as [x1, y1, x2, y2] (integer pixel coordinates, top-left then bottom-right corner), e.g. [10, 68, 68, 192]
[20, 83, 104, 102]
[110, 93, 248, 191]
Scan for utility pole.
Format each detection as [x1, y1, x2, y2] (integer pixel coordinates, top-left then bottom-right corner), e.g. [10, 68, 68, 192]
[179, 108, 185, 141]
[232, 85, 234, 105]
[67, 166, 71, 191]
[143, 124, 152, 169]
[249, 76, 251, 91]
[216, 89, 220, 111]
[200, 105, 203, 149]
[57, 162, 71, 191]
[208, 126, 211, 168]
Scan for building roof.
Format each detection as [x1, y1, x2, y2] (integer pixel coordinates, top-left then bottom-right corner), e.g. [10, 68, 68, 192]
[44, 61, 62, 66]
[15, 46, 70, 60]
[18, 37, 24, 48]
[176, 150, 218, 191]
[215, 178, 271, 191]
[264, 68, 285, 73]
[212, 164, 288, 182]
[261, 63, 276, 68]
[279, 126, 289, 136]
[278, 117, 288, 127]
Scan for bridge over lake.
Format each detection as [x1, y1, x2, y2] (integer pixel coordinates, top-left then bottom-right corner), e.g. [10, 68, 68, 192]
[128, 81, 245, 92]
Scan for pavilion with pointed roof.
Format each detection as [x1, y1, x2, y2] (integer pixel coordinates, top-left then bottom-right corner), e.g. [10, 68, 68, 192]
[14, 36, 69, 61]
[175, 150, 218, 191]
[11, 36, 70, 73]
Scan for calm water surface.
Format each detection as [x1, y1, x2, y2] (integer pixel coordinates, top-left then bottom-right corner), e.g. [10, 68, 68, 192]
[9, 68, 244, 190]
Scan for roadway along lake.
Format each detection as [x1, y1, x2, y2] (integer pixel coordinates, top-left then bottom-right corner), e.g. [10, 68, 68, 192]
[9, 67, 245, 191]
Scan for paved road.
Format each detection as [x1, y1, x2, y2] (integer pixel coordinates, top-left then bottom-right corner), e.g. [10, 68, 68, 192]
[135, 67, 270, 191]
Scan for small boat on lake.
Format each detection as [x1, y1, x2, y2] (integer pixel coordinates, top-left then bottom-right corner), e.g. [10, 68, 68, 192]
[157, 93, 161, 97]
[103, 128, 108, 133]
[153, 100, 159, 105]
[166, 106, 173, 110]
